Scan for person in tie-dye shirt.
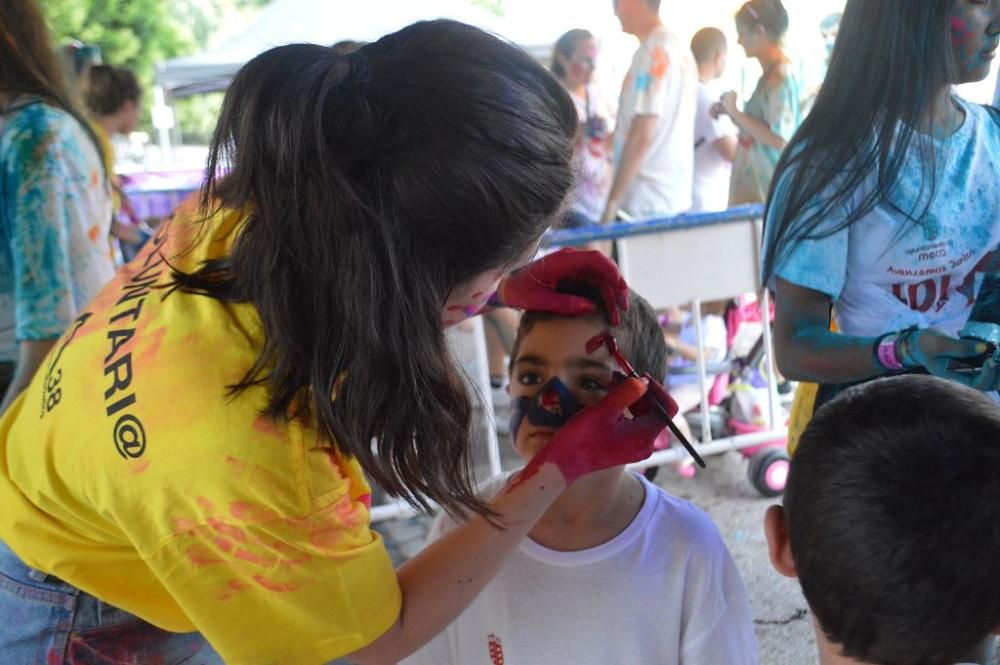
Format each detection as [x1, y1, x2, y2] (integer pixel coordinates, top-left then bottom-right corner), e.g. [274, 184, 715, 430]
[0, 1, 114, 412]
[714, 0, 801, 206]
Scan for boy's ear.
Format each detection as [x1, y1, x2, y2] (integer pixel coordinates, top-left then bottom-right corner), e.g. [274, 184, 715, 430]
[764, 504, 797, 579]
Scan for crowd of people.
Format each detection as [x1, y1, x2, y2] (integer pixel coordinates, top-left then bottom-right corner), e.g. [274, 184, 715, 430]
[0, 0, 998, 664]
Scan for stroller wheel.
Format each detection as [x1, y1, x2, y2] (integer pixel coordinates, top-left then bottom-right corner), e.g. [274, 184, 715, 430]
[748, 449, 789, 497]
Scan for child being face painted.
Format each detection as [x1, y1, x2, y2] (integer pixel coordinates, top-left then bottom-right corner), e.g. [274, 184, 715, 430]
[507, 284, 667, 461]
[404, 283, 759, 665]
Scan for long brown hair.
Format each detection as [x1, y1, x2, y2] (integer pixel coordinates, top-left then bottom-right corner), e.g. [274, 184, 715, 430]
[0, 0, 106, 173]
[173, 21, 578, 517]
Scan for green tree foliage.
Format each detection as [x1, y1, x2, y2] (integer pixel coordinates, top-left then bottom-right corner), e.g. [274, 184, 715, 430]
[42, 0, 266, 142]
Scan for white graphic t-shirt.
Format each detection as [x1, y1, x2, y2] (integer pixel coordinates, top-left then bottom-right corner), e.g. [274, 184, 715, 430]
[614, 25, 698, 218]
[765, 98, 1000, 337]
[401, 473, 758, 665]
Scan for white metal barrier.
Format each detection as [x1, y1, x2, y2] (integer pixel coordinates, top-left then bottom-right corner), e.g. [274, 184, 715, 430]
[371, 204, 786, 522]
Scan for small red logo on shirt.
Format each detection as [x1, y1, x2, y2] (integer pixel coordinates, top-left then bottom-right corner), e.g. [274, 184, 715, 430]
[487, 633, 505, 665]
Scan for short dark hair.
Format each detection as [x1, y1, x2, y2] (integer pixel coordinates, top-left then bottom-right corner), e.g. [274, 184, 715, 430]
[736, 0, 789, 41]
[690, 27, 728, 65]
[510, 284, 667, 381]
[785, 375, 1000, 665]
[85, 64, 141, 116]
[171, 20, 577, 518]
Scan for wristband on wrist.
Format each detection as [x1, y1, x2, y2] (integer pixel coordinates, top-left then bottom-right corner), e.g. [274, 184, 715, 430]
[872, 332, 905, 372]
[897, 327, 922, 369]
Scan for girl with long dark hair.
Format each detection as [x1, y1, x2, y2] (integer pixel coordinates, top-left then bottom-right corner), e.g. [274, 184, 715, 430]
[0, 18, 673, 665]
[714, 0, 801, 205]
[764, 0, 1000, 412]
[0, 0, 115, 412]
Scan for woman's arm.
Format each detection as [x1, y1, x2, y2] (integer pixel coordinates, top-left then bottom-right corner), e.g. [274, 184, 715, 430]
[718, 91, 788, 152]
[774, 278, 998, 389]
[348, 377, 666, 664]
[773, 278, 880, 383]
[348, 463, 564, 665]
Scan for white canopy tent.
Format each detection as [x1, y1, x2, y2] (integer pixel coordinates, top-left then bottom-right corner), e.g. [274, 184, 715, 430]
[154, 0, 592, 97]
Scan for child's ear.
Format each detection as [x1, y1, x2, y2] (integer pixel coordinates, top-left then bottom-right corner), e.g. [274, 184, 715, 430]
[764, 504, 797, 579]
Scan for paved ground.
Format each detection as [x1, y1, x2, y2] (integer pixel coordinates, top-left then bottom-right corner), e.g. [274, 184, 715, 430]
[373, 410, 818, 664]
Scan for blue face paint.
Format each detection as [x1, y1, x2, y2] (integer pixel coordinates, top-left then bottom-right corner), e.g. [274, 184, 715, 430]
[508, 377, 584, 443]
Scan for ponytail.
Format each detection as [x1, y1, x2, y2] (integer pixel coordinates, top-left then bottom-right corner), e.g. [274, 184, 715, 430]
[173, 21, 577, 517]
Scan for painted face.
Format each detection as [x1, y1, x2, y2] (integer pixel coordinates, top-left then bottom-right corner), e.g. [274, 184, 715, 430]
[442, 242, 540, 327]
[565, 39, 598, 87]
[736, 21, 765, 59]
[508, 316, 615, 459]
[949, 0, 1000, 84]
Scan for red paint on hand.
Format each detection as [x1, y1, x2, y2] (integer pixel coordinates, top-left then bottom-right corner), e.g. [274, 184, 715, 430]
[495, 248, 629, 324]
[511, 376, 666, 487]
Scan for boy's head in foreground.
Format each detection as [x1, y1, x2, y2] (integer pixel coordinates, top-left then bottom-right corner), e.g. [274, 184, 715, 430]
[507, 284, 665, 461]
[765, 375, 1000, 665]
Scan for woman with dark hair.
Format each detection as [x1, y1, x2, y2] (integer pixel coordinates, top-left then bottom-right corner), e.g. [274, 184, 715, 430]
[713, 0, 801, 205]
[764, 0, 1000, 416]
[0, 0, 115, 412]
[0, 18, 673, 665]
[551, 28, 611, 228]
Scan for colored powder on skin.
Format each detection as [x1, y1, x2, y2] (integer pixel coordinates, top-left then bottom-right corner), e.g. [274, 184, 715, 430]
[951, 17, 972, 45]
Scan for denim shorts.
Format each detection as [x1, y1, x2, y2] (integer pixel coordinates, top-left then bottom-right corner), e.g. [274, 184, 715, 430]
[0, 538, 224, 664]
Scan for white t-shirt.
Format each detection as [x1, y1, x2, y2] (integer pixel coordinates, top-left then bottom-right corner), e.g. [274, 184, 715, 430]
[765, 98, 1000, 337]
[402, 473, 758, 665]
[669, 313, 728, 386]
[613, 25, 698, 219]
[569, 84, 612, 222]
[692, 81, 737, 213]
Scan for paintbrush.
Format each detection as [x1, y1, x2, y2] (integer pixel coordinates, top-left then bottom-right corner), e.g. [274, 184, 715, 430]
[587, 331, 707, 469]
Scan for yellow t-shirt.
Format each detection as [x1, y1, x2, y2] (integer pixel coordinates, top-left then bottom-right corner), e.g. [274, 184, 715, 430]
[0, 202, 402, 664]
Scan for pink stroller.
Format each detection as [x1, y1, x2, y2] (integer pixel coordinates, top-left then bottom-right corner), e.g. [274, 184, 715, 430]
[646, 297, 790, 497]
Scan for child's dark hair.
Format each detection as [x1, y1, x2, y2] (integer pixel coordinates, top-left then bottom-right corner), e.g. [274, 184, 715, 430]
[171, 20, 578, 517]
[510, 284, 667, 381]
[785, 375, 1000, 665]
[736, 0, 789, 41]
[550, 29, 594, 81]
[85, 64, 141, 116]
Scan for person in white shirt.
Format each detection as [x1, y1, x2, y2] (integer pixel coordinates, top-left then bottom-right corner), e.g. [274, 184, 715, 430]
[601, 0, 698, 223]
[403, 284, 758, 665]
[690, 28, 738, 213]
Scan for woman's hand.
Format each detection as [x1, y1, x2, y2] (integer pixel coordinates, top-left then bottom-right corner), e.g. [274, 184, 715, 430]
[909, 328, 1000, 391]
[494, 248, 629, 325]
[716, 91, 739, 118]
[514, 376, 673, 486]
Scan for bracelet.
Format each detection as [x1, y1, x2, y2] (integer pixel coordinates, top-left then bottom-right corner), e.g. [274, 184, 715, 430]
[872, 332, 905, 372]
[897, 327, 921, 369]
